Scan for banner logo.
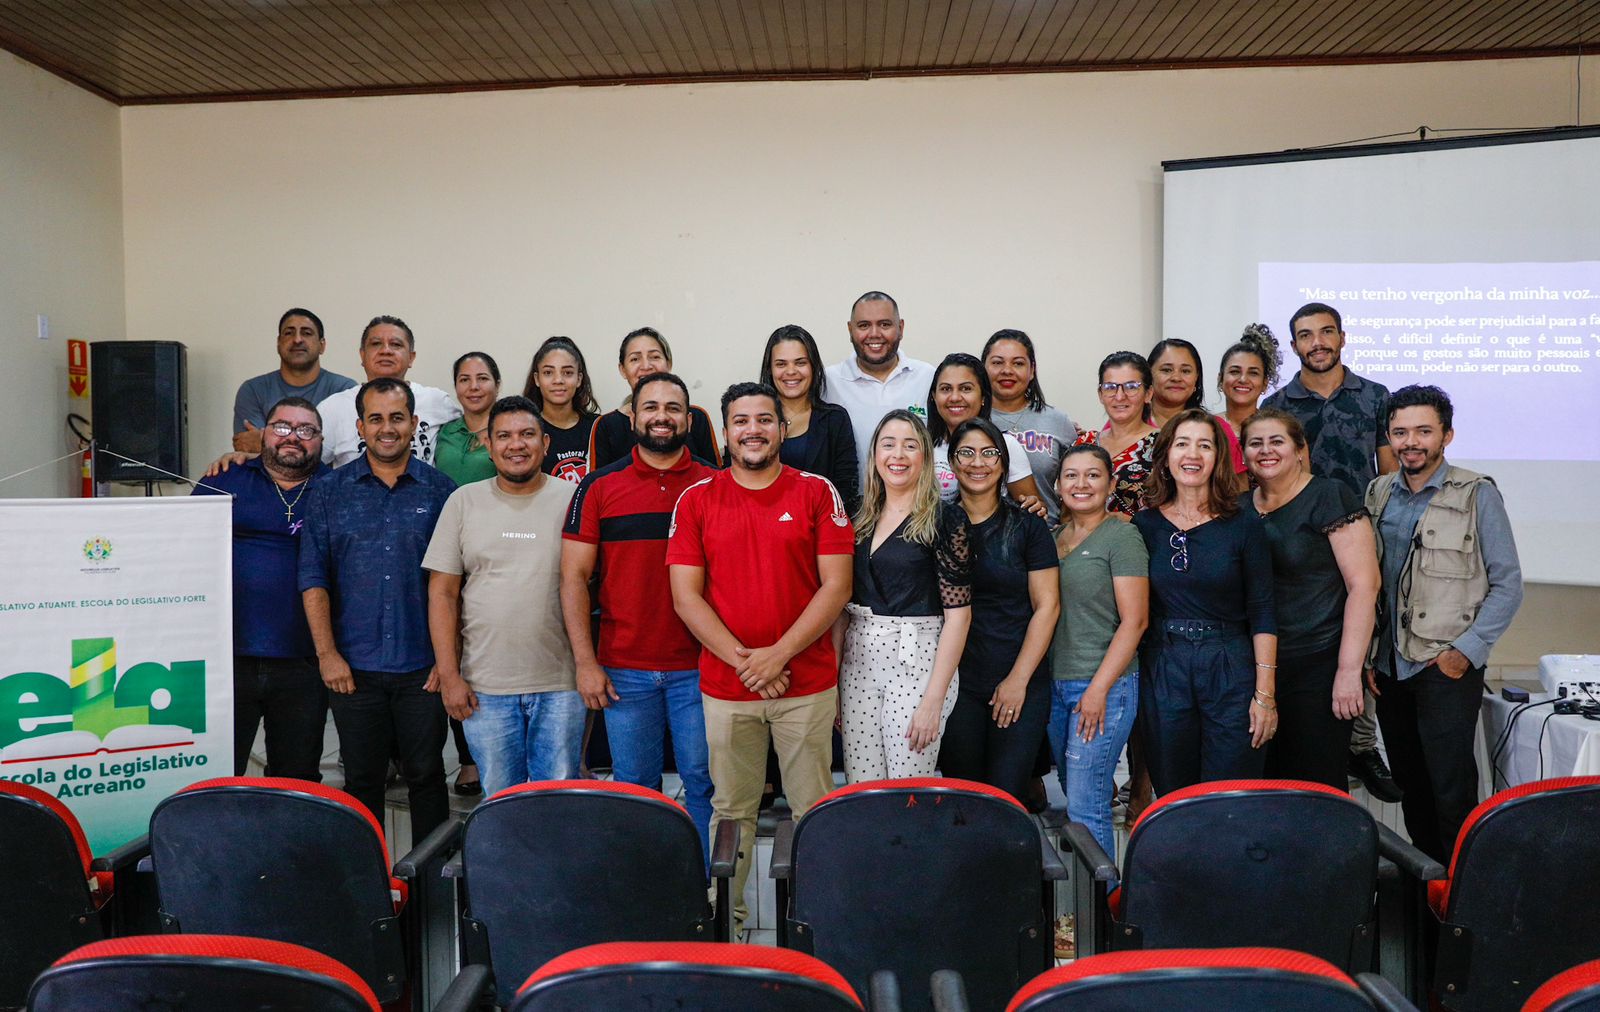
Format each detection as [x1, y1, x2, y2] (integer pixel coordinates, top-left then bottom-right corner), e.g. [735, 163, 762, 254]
[1, 637, 207, 762]
[82, 537, 113, 563]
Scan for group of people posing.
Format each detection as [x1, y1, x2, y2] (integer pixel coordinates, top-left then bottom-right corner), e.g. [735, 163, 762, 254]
[212, 291, 1523, 933]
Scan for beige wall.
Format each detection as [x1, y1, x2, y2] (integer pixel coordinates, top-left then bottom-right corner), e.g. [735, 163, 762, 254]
[0, 52, 124, 498]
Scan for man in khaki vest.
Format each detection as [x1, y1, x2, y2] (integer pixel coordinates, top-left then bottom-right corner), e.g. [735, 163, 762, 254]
[1363, 385, 1523, 863]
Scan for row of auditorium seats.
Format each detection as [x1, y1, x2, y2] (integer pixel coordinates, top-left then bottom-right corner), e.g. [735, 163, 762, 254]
[4, 774, 1599, 1010]
[22, 935, 1600, 1010]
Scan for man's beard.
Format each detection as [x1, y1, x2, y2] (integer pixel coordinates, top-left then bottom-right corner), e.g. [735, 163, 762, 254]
[263, 444, 317, 481]
[497, 466, 538, 484]
[636, 428, 688, 454]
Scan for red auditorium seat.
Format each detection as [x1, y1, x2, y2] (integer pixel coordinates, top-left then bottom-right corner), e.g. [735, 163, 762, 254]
[1419, 777, 1600, 1010]
[511, 941, 864, 1011]
[1523, 959, 1600, 1011]
[1062, 779, 1429, 973]
[28, 933, 380, 1011]
[146, 776, 460, 1005]
[1005, 947, 1417, 1011]
[0, 781, 146, 1006]
[444, 779, 739, 1009]
[770, 777, 1062, 1011]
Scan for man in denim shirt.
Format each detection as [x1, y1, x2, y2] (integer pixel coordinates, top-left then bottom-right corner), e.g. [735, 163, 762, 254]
[299, 377, 457, 840]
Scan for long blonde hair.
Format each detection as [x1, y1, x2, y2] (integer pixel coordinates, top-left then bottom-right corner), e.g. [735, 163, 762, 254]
[854, 409, 943, 546]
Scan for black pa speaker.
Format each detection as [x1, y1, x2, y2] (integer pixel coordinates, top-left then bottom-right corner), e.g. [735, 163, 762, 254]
[91, 341, 188, 482]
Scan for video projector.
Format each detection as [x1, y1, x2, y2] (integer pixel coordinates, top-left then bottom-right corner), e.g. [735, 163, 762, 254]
[1539, 655, 1600, 700]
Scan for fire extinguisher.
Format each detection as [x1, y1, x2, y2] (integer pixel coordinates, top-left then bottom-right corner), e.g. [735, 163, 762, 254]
[68, 413, 94, 498]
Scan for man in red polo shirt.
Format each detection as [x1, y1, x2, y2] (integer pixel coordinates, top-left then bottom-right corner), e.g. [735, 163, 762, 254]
[561, 372, 719, 862]
[667, 381, 854, 929]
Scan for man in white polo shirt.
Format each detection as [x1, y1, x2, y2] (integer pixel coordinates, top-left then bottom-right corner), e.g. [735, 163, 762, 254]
[822, 291, 935, 483]
[317, 315, 460, 466]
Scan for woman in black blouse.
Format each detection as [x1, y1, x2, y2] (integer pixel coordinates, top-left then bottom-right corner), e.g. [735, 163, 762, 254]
[936, 419, 1060, 800]
[588, 327, 720, 469]
[1132, 407, 1278, 793]
[839, 409, 971, 781]
[757, 324, 861, 514]
[1241, 409, 1379, 789]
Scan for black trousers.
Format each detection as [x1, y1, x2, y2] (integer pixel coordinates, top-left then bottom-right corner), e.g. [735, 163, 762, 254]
[1374, 660, 1486, 864]
[936, 677, 1051, 801]
[449, 716, 475, 768]
[233, 655, 328, 780]
[328, 667, 449, 841]
[1141, 622, 1264, 796]
[1265, 641, 1355, 791]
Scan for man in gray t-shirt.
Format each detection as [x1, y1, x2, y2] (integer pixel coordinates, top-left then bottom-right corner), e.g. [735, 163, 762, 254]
[232, 307, 356, 453]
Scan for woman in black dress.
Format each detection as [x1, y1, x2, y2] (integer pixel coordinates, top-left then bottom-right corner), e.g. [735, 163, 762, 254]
[1132, 408, 1278, 792]
[1241, 408, 1378, 789]
[936, 419, 1060, 800]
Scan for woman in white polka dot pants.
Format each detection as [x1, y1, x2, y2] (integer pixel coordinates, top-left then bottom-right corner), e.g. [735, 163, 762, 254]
[839, 409, 973, 782]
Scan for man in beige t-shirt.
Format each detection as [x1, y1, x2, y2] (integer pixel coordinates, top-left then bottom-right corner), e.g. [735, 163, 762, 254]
[424, 395, 580, 795]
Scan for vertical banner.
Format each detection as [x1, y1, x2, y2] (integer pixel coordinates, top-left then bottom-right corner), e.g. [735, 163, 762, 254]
[0, 497, 232, 851]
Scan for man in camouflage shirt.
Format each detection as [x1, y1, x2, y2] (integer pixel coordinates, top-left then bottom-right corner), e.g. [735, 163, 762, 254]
[1262, 301, 1401, 803]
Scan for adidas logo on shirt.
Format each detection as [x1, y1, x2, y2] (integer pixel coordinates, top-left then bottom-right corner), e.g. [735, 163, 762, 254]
[778, 512, 794, 522]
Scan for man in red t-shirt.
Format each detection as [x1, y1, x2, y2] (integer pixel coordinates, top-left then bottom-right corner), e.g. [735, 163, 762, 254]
[667, 381, 854, 928]
[561, 372, 719, 863]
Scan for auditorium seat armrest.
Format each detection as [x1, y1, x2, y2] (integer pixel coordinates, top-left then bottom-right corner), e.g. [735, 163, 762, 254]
[1061, 821, 1119, 881]
[431, 964, 493, 1012]
[869, 971, 903, 1012]
[91, 833, 150, 873]
[136, 854, 153, 873]
[710, 818, 740, 879]
[768, 817, 794, 880]
[1377, 824, 1446, 882]
[1357, 971, 1421, 1012]
[929, 969, 970, 1012]
[441, 852, 464, 879]
[1038, 824, 1069, 881]
[394, 817, 462, 880]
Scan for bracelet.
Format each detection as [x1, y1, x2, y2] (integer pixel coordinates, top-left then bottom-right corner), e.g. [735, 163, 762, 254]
[1256, 663, 1277, 670]
[1253, 689, 1275, 700]
[1251, 697, 1276, 710]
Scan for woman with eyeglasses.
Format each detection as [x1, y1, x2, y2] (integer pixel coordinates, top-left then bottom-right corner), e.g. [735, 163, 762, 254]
[1072, 352, 1159, 518]
[1240, 409, 1377, 790]
[588, 327, 720, 470]
[926, 353, 1043, 505]
[759, 324, 861, 515]
[431, 350, 502, 796]
[1148, 338, 1246, 478]
[936, 419, 1060, 801]
[839, 409, 971, 781]
[1132, 408, 1277, 793]
[523, 336, 601, 485]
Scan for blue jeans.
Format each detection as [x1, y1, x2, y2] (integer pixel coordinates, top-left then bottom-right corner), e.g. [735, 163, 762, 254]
[1048, 675, 1139, 857]
[603, 667, 715, 866]
[461, 690, 587, 797]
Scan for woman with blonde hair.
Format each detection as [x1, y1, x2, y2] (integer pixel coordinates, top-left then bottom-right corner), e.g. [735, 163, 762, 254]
[838, 409, 971, 780]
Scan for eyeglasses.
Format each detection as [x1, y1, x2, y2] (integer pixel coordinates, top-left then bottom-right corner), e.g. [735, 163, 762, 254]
[1099, 381, 1145, 395]
[268, 421, 322, 440]
[1169, 530, 1189, 572]
[951, 446, 1003, 462]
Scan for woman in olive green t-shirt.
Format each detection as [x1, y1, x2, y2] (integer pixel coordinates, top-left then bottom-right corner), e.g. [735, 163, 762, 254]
[1049, 443, 1149, 856]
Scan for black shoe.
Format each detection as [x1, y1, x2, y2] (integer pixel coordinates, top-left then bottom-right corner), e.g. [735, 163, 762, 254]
[1349, 749, 1403, 803]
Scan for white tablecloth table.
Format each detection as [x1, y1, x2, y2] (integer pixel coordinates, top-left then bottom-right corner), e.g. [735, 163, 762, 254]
[1478, 691, 1600, 793]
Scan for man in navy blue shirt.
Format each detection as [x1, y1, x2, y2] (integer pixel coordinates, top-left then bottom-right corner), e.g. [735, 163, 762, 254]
[196, 395, 333, 780]
[299, 377, 457, 839]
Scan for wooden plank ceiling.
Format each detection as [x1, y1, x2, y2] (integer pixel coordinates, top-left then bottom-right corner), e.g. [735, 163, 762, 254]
[0, 0, 1594, 104]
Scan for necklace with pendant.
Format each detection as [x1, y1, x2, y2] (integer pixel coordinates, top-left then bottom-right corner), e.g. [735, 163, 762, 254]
[273, 476, 312, 523]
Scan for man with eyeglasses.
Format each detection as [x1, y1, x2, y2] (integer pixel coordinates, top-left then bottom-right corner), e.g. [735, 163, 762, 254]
[230, 308, 357, 455]
[193, 396, 334, 780]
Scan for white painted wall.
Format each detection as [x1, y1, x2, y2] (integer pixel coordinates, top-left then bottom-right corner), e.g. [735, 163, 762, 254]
[0, 52, 125, 498]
